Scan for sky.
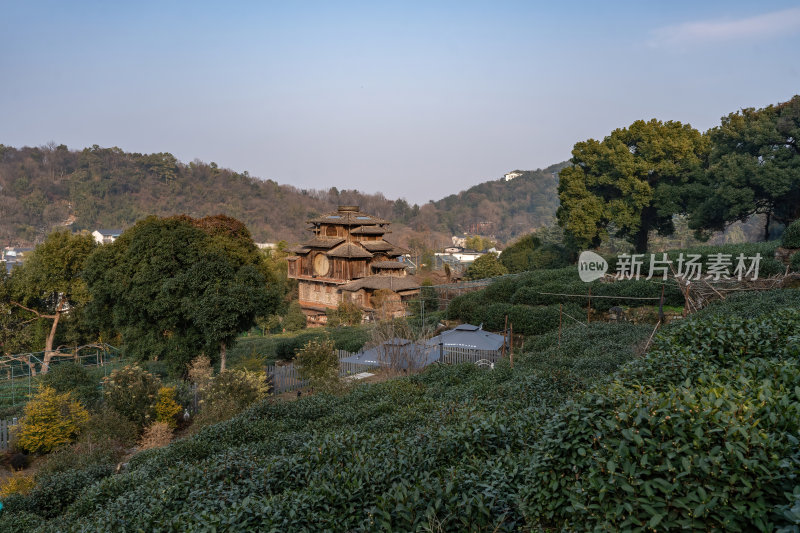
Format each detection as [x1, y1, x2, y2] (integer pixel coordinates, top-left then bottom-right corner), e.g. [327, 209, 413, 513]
[1, 1, 799, 204]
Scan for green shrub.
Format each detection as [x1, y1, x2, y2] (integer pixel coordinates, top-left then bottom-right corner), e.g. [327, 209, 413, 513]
[283, 300, 307, 332]
[791, 251, 800, 272]
[519, 309, 800, 531]
[520, 322, 651, 381]
[39, 362, 101, 408]
[200, 369, 269, 413]
[38, 407, 138, 475]
[154, 386, 182, 427]
[102, 365, 161, 428]
[325, 300, 363, 327]
[15, 386, 90, 454]
[5, 288, 800, 531]
[0, 510, 43, 533]
[782, 219, 800, 248]
[295, 337, 339, 391]
[29, 464, 114, 518]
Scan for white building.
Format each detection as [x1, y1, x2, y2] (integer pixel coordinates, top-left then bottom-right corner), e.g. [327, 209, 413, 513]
[92, 229, 122, 244]
[503, 171, 523, 182]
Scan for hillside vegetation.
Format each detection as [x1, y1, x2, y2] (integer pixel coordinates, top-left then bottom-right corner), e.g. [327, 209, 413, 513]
[0, 144, 564, 246]
[2, 287, 799, 531]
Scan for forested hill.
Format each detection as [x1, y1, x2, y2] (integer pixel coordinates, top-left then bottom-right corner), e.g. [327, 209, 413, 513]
[430, 162, 567, 242]
[0, 144, 565, 246]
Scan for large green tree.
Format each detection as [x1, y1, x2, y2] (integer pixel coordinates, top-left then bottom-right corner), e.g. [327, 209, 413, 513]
[688, 95, 800, 240]
[464, 252, 508, 280]
[84, 215, 283, 375]
[557, 119, 708, 253]
[5, 231, 97, 373]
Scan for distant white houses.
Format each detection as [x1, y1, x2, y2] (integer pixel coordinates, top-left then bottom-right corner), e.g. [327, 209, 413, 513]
[92, 229, 122, 245]
[435, 247, 500, 269]
[2, 247, 34, 273]
[254, 242, 276, 250]
[503, 171, 523, 182]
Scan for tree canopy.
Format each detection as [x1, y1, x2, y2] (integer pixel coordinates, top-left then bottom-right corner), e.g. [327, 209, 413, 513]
[688, 95, 800, 240]
[499, 234, 570, 273]
[557, 119, 708, 253]
[4, 231, 97, 372]
[83, 215, 283, 375]
[464, 252, 508, 280]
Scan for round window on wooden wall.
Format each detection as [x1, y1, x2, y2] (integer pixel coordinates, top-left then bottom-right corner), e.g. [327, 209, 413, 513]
[313, 253, 330, 276]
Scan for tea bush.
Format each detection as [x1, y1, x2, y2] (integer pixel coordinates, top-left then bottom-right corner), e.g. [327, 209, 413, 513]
[519, 306, 800, 531]
[791, 251, 800, 272]
[2, 289, 799, 531]
[783, 219, 800, 248]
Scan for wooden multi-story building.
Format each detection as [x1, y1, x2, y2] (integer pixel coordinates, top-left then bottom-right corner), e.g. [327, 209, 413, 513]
[287, 205, 420, 325]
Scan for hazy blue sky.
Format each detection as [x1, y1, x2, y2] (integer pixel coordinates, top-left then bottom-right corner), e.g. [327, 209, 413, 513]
[2, 1, 799, 203]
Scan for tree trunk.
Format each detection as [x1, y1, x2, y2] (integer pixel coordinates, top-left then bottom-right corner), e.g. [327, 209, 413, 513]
[41, 297, 67, 374]
[219, 341, 227, 372]
[764, 212, 771, 242]
[633, 209, 655, 254]
[633, 227, 649, 254]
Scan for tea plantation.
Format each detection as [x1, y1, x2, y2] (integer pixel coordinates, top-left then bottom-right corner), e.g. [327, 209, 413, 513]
[2, 289, 799, 531]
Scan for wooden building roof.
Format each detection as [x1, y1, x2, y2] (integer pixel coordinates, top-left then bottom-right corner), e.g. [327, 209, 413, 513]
[308, 206, 388, 226]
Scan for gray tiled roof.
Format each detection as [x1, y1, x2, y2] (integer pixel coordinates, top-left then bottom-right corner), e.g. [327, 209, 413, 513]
[371, 261, 406, 269]
[339, 275, 419, 292]
[327, 242, 373, 258]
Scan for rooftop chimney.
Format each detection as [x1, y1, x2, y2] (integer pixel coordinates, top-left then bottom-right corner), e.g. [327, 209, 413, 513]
[337, 205, 360, 212]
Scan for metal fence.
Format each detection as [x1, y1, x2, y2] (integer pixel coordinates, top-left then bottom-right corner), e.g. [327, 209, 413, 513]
[439, 346, 503, 365]
[266, 350, 380, 394]
[0, 418, 18, 451]
[266, 347, 502, 395]
[0, 344, 121, 410]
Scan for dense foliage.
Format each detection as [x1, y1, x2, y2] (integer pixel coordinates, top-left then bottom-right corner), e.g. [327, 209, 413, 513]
[38, 362, 101, 408]
[784, 219, 800, 249]
[557, 119, 708, 253]
[83, 215, 283, 374]
[1, 289, 795, 531]
[14, 387, 89, 454]
[0, 144, 566, 247]
[463, 252, 508, 280]
[101, 365, 161, 428]
[690, 96, 800, 240]
[499, 233, 570, 273]
[229, 325, 370, 364]
[2, 231, 97, 364]
[294, 337, 339, 390]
